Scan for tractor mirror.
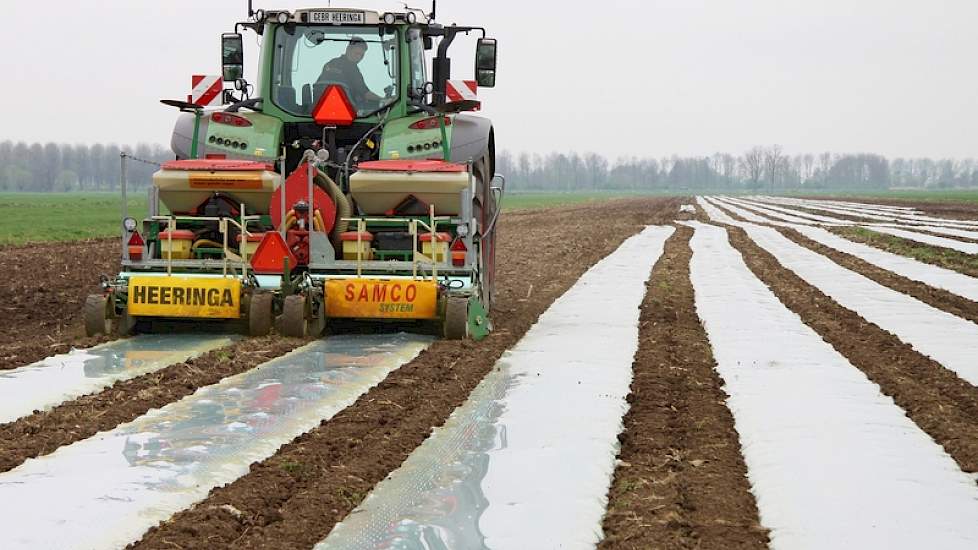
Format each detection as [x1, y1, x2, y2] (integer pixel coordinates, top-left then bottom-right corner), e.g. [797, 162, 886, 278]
[222, 33, 244, 82]
[475, 38, 497, 88]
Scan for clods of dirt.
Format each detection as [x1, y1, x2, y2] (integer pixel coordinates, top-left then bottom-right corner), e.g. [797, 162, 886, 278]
[131, 199, 685, 550]
[0, 238, 117, 369]
[599, 226, 769, 550]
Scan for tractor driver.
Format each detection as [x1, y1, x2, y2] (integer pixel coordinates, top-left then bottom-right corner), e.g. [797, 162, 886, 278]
[317, 37, 384, 109]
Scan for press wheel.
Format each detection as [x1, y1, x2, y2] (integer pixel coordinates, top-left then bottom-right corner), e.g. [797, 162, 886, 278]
[248, 292, 274, 336]
[115, 308, 137, 336]
[83, 294, 112, 336]
[443, 296, 469, 340]
[279, 294, 308, 337]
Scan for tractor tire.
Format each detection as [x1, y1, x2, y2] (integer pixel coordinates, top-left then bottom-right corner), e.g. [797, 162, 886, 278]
[248, 293, 274, 336]
[472, 154, 496, 312]
[84, 294, 112, 337]
[279, 295, 308, 338]
[443, 297, 469, 340]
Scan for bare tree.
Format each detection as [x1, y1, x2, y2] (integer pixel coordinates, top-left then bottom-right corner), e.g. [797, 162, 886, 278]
[763, 145, 785, 191]
[740, 146, 765, 188]
[802, 154, 815, 184]
[721, 153, 736, 186]
[816, 152, 833, 185]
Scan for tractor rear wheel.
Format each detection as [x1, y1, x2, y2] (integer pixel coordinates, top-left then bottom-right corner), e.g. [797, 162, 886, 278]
[248, 293, 274, 336]
[472, 154, 496, 312]
[84, 294, 112, 337]
[444, 297, 469, 340]
[279, 295, 308, 337]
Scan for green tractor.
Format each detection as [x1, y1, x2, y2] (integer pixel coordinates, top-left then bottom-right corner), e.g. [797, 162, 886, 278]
[84, 4, 502, 340]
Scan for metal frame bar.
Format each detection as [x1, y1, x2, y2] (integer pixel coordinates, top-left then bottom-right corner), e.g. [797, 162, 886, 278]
[151, 213, 262, 278]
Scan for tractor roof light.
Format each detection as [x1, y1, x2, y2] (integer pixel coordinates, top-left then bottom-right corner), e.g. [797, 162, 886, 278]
[382, 12, 396, 25]
[276, 11, 291, 24]
[406, 11, 417, 24]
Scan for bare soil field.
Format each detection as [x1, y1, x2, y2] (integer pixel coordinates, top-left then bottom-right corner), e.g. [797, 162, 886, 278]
[6, 195, 978, 549]
[810, 196, 978, 220]
[0, 239, 117, 369]
[831, 226, 978, 278]
[126, 198, 686, 549]
[599, 226, 768, 550]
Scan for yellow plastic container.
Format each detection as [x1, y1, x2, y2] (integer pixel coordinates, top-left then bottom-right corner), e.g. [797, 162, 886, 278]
[158, 230, 194, 260]
[420, 232, 451, 263]
[340, 231, 374, 260]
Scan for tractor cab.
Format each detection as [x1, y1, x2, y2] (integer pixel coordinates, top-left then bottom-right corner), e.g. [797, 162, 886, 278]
[86, 4, 504, 341]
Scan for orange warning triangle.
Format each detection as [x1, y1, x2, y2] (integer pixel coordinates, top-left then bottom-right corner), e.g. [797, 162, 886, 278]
[312, 85, 356, 127]
[250, 232, 298, 274]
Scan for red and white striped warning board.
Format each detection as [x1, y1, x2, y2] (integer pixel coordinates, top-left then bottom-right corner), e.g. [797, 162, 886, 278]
[188, 75, 223, 107]
[445, 80, 479, 108]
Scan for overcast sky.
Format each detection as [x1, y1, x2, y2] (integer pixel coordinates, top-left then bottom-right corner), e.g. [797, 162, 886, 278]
[2, 0, 976, 159]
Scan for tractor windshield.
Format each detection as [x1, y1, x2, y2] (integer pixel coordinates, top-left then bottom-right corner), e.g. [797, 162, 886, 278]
[271, 25, 399, 118]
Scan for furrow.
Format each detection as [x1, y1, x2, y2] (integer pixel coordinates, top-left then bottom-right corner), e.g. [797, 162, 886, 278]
[830, 226, 978, 278]
[785, 225, 978, 304]
[317, 226, 674, 550]
[688, 221, 978, 549]
[600, 226, 768, 550]
[129, 199, 676, 550]
[726, 226, 978, 475]
[737, 222, 978, 386]
[723, 197, 847, 225]
[0, 335, 431, 550]
[0, 335, 307, 474]
[864, 225, 978, 255]
[760, 197, 978, 229]
[0, 334, 236, 425]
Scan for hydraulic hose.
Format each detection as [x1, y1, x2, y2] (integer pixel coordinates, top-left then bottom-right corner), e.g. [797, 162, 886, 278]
[314, 168, 351, 242]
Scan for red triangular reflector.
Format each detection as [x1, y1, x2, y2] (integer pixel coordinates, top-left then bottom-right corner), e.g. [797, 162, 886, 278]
[128, 231, 144, 246]
[250, 231, 298, 274]
[312, 85, 356, 126]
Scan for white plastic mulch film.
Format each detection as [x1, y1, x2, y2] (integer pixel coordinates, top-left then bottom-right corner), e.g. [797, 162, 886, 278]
[741, 223, 978, 385]
[718, 197, 835, 225]
[704, 198, 978, 303]
[724, 197, 850, 225]
[789, 224, 978, 302]
[0, 334, 237, 424]
[757, 196, 978, 230]
[698, 201, 978, 387]
[705, 197, 796, 226]
[863, 225, 978, 255]
[0, 333, 431, 550]
[686, 221, 978, 550]
[317, 226, 676, 550]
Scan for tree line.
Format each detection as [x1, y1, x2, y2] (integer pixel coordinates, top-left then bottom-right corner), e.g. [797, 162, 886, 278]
[2, 140, 977, 192]
[0, 141, 171, 192]
[497, 146, 978, 191]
